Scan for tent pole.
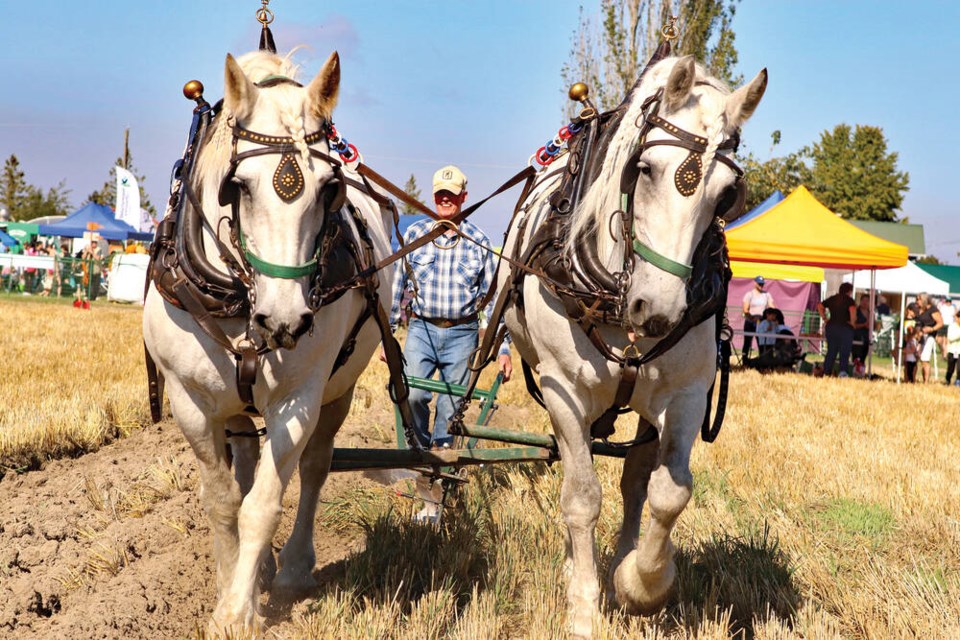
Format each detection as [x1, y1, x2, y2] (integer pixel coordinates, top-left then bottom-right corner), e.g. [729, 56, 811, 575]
[897, 291, 905, 383]
[868, 270, 876, 377]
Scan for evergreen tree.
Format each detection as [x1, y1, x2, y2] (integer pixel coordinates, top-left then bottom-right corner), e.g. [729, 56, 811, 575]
[18, 182, 71, 221]
[401, 174, 423, 216]
[0, 155, 29, 219]
[562, 0, 740, 114]
[807, 124, 908, 221]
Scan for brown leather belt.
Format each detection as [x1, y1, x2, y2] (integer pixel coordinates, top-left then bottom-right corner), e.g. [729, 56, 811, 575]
[413, 313, 478, 329]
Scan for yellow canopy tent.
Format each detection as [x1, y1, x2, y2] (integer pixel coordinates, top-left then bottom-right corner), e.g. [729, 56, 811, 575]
[726, 186, 908, 269]
[730, 260, 823, 283]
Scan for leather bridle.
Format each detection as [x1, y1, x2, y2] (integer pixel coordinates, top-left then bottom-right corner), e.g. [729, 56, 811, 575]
[214, 76, 348, 291]
[617, 87, 746, 281]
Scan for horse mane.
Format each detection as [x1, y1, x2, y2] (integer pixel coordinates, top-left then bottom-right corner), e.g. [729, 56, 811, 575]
[194, 50, 316, 199]
[567, 57, 732, 268]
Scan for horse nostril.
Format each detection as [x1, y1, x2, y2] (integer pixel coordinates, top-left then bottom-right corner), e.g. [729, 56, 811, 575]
[253, 313, 269, 330]
[630, 299, 644, 317]
[293, 313, 314, 338]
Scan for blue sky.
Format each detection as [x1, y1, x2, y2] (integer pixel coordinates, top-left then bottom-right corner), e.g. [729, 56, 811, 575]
[2, 1, 958, 262]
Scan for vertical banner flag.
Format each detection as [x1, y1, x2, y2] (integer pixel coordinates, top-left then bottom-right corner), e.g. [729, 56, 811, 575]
[115, 166, 140, 230]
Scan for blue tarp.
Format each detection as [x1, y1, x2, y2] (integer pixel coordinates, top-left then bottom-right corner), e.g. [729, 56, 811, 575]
[0, 228, 18, 248]
[726, 190, 785, 230]
[37, 202, 153, 242]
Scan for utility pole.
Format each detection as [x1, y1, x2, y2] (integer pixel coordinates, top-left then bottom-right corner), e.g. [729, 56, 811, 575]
[123, 128, 130, 170]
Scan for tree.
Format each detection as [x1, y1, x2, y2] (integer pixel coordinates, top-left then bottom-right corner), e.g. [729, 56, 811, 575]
[17, 182, 71, 221]
[84, 134, 157, 217]
[562, 0, 740, 113]
[741, 131, 811, 210]
[0, 155, 29, 219]
[401, 174, 423, 216]
[807, 124, 908, 221]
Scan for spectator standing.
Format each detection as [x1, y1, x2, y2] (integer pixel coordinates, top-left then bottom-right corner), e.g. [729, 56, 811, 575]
[903, 326, 920, 383]
[817, 282, 856, 377]
[945, 313, 960, 385]
[915, 293, 944, 383]
[852, 294, 877, 365]
[741, 276, 775, 360]
[936, 297, 956, 358]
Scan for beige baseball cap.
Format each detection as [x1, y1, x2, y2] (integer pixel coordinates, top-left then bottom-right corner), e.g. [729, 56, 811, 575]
[432, 165, 468, 195]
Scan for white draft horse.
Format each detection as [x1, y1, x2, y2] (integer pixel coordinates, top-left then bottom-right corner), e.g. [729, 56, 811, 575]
[500, 56, 766, 637]
[143, 49, 393, 635]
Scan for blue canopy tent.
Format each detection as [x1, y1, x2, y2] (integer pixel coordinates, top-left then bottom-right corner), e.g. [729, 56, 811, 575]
[0, 228, 18, 248]
[726, 190, 784, 230]
[37, 202, 154, 241]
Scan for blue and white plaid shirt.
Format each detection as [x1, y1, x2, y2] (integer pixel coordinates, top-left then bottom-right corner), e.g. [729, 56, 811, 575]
[390, 218, 510, 355]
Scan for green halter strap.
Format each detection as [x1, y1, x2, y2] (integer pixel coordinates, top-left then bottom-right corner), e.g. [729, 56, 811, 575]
[239, 227, 318, 279]
[621, 192, 693, 280]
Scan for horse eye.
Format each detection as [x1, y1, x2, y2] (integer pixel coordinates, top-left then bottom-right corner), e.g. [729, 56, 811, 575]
[638, 162, 652, 176]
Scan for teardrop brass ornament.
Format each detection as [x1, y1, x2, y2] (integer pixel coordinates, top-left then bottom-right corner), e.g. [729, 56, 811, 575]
[674, 152, 703, 197]
[273, 152, 305, 202]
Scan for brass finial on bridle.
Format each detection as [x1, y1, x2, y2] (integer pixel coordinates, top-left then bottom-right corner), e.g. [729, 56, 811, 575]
[661, 15, 679, 41]
[256, 0, 274, 26]
[182, 80, 205, 102]
[568, 82, 590, 103]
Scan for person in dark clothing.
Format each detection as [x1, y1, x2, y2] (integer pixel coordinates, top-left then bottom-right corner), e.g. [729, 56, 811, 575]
[817, 282, 856, 377]
[914, 292, 943, 383]
[852, 294, 875, 364]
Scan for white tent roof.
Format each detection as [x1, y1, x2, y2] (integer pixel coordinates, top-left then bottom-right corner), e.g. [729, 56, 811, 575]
[843, 261, 949, 295]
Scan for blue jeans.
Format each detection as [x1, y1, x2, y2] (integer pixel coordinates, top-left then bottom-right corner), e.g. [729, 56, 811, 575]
[824, 323, 853, 376]
[403, 318, 478, 448]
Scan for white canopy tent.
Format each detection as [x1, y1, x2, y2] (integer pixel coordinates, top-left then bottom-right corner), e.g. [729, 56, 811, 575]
[843, 261, 950, 382]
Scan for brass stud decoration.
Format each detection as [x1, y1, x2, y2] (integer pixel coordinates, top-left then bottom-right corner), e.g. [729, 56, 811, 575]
[674, 152, 703, 197]
[273, 153, 305, 202]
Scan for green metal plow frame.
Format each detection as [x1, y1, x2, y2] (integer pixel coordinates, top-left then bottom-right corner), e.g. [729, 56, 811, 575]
[328, 373, 627, 473]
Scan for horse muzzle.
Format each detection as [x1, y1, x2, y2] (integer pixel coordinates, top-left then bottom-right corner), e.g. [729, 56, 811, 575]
[253, 312, 314, 350]
[627, 298, 679, 339]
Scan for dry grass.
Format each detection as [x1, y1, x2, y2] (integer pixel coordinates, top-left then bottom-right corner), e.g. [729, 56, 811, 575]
[303, 363, 960, 639]
[0, 297, 149, 475]
[2, 296, 959, 637]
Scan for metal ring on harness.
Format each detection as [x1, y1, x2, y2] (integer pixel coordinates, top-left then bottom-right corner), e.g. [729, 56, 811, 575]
[431, 219, 460, 249]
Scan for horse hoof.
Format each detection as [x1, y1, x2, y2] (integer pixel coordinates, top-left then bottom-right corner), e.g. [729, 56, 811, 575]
[612, 551, 676, 615]
[272, 567, 318, 595]
[210, 599, 262, 639]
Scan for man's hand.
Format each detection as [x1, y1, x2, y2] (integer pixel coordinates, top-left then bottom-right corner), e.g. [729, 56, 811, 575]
[498, 354, 513, 382]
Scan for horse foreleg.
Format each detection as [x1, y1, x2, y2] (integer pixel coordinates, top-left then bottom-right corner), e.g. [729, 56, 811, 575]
[609, 418, 659, 607]
[171, 393, 243, 597]
[544, 381, 602, 640]
[211, 402, 321, 635]
[226, 415, 261, 496]
[613, 402, 697, 615]
[274, 386, 353, 593]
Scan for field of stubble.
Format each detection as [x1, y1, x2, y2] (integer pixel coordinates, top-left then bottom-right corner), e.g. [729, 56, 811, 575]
[1, 295, 958, 639]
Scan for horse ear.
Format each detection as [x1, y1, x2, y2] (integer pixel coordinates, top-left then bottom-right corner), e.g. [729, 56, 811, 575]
[725, 68, 768, 129]
[308, 51, 340, 119]
[664, 55, 696, 110]
[224, 54, 259, 121]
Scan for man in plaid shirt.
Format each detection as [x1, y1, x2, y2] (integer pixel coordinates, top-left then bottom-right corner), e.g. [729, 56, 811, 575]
[387, 165, 512, 451]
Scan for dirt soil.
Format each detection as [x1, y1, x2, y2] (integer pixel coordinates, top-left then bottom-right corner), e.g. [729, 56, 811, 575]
[0, 396, 533, 639]
[0, 413, 381, 639]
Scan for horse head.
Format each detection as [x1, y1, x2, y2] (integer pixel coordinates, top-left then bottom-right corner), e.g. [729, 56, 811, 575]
[197, 50, 344, 350]
[576, 55, 766, 338]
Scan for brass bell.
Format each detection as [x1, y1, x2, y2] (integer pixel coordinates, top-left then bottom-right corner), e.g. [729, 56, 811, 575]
[182, 80, 205, 101]
[568, 82, 590, 103]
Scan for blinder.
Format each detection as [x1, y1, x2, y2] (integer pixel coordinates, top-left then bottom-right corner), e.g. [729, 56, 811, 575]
[715, 178, 746, 223]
